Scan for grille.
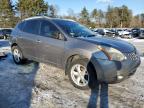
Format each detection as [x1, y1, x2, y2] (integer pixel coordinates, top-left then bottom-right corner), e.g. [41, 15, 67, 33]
[124, 52, 139, 61]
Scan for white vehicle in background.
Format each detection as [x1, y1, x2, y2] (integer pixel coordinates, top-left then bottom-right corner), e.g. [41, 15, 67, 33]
[139, 29, 144, 39]
[117, 29, 132, 39]
[96, 28, 115, 37]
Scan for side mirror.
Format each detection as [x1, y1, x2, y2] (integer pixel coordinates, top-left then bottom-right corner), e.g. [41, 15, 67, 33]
[58, 32, 64, 40]
[70, 33, 75, 37]
[53, 32, 64, 40]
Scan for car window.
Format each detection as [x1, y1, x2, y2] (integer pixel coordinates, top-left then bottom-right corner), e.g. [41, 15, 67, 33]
[23, 20, 40, 35]
[53, 19, 95, 37]
[2, 29, 12, 34]
[18, 21, 25, 31]
[40, 20, 62, 40]
[0, 30, 3, 35]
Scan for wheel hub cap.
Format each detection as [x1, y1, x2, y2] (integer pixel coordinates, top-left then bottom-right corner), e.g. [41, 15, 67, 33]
[13, 49, 21, 62]
[71, 64, 89, 87]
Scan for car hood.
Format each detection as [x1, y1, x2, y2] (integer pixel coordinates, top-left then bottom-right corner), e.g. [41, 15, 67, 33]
[78, 36, 135, 53]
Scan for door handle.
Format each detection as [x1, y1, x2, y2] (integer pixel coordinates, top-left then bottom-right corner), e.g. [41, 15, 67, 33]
[36, 40, 41, 43]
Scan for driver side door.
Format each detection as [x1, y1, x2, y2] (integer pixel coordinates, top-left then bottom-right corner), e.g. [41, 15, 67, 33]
[35, 20, 65, 67]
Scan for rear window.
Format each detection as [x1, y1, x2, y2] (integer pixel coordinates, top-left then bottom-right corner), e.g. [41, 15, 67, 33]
[23, 20, 40, 35]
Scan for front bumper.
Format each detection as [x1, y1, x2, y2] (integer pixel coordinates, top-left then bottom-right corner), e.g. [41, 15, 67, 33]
[91, 53, 141, 83]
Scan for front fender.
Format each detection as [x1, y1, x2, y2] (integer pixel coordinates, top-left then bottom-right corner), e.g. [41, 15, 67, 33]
[63, 48, 93, 68]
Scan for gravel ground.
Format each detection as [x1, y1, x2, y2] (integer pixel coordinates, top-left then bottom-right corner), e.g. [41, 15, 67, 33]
[0, 39, 144, 108]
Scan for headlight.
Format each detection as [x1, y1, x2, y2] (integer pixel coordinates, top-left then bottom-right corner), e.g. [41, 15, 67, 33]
[98, 45, 127, 61]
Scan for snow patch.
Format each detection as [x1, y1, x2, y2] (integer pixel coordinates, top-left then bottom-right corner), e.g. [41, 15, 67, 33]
[141, 57, 144, 60]
[120, 38, 144, 42]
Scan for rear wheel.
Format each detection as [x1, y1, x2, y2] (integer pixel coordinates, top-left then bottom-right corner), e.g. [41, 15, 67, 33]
[68, 59, 97, 90]
[12, 46, 25, 64]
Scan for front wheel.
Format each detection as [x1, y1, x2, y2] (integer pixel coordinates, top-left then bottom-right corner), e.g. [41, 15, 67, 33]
[12, 46, 25, 64]
[68, 59, 97, 90]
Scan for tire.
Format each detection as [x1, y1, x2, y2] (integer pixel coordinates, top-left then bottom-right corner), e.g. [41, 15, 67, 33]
[11, 46, 26, 64]
[68, 59, 97, 90]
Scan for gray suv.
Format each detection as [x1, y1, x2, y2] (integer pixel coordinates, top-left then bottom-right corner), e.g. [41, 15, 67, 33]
[10, 16, 141, 89]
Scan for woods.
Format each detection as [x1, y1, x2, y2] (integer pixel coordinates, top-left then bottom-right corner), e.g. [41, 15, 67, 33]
[0, 0, 15, 27]
[0, 0, 144, 28]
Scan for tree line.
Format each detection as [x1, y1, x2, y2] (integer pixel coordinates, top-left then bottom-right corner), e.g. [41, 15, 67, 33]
[0, 0, 144, 28]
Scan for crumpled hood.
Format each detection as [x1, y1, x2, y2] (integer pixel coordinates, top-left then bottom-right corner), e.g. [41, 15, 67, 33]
[79, 36, 135, 53]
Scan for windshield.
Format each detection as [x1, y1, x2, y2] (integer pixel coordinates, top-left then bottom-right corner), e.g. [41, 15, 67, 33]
[52, 19, 95, 37]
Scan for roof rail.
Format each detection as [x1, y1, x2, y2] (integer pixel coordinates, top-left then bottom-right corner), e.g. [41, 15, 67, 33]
[23, 16, 50, 21]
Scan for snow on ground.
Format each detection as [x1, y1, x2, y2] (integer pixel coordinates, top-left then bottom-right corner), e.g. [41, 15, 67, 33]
[0, 40, 144, 108]
[0, 54, 144, 108]
[120, 38, 144, 43]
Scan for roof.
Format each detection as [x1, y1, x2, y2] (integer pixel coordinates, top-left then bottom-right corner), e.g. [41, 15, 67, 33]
[23, 16, 76, 22]
[23, 16, 49, 21]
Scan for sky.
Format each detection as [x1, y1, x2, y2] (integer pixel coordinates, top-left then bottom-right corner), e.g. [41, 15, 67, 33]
[13, 0, 144, 16]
